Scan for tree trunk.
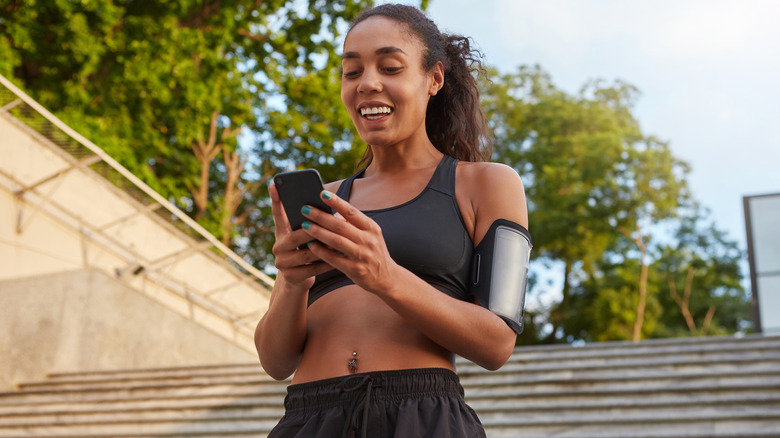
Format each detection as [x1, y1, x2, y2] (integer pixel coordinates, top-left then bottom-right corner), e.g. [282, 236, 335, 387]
[620, 225, 649, 343]
[190, 111, 222, 220]
[632, 253, 648, 342]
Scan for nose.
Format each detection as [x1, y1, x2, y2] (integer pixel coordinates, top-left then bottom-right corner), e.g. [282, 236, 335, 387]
[357, 68, 382, 94]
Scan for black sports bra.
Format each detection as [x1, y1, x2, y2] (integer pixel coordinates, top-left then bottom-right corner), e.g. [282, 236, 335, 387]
[308, 155, 473, 307]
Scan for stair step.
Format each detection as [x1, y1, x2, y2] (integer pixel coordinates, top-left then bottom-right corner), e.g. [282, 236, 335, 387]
[16, 360, 779, 394]
[485, 429, 780, 438]
[466, 391, 780, 408]
[0, 406, 778, 437]
[15, 373, 283, 392]
[0, 386, 776, 419]
[482, 410, 780, 436]
[2, 373, 777, 405]
[0, 394, 284, 416]
[482, 335, 780, 359]
[22, 352, 780, 393]
[0, 335, 777, 437]
[2, 388, 775, 420]
[465, 377, 780, 398]
[466, 367, 780, 388]
[42, 363, 266, 383]
[0, 405, 284, 426]
[0, 383, 287, 405]
[29, 335, 778, 384]
[0, 418, 278, 437]
[470, 395, 780, 413]
[459, 352, 780, 375]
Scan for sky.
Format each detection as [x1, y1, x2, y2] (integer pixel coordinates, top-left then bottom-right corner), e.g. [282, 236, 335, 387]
[408, 0, 780, 252]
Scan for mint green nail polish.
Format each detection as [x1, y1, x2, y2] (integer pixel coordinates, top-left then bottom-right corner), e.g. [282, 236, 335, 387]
[302, 221, 311, 230]
[322, 191, 332, 200]
[301, 205, 311, 215]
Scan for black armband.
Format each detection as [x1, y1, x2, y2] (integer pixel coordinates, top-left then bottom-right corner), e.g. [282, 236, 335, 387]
[469, 219, 532, 334]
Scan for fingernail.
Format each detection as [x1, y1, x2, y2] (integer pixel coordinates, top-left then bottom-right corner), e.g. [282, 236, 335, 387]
[302, 221, 311, 230]
[301, 205, 311, 215]
[306, 241, 313, 247]
[322, 190, 332, 200]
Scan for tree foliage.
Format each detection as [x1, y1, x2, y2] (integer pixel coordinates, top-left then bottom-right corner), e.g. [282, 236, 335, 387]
[482, 66, 749, 343]
[0, 0, 372, 263]
[1, 2, 749, 342]
[562, 203, 749, 342]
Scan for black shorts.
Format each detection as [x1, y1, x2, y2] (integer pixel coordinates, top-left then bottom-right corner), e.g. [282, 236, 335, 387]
[268, 368, 486, 438]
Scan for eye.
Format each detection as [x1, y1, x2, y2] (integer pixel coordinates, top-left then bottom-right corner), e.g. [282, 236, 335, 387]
[383, 66, 403, 74]
[342, 69, 361, 79]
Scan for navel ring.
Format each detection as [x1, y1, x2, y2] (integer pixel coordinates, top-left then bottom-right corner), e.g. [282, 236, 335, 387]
[348, 351, 358, 373]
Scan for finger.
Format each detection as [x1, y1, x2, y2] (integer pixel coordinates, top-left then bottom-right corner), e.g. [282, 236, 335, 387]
[306, 239, 374, 287]
[269, 184, 292, 236]
[280, 260, 334, 284]
[273, 240, 322, 267]
[300, 210, 361, 257]
[274, 228, 320, 254]
[305, 240, 351, 272]
[302, 203, 353, 235]
[301, 217, 357, 252]
[319, 190, 373, 231]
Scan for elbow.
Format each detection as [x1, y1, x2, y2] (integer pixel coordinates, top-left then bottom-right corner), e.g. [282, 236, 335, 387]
[261, 360, 296, 381]
[480, 328, 517, 371]
[255, 320, 298, 381]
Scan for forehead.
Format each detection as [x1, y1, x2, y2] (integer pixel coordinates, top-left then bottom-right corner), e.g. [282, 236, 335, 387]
[343, 16, 422, 58]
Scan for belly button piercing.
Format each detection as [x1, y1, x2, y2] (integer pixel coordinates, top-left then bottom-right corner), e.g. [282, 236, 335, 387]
[348, 351, 358, 373]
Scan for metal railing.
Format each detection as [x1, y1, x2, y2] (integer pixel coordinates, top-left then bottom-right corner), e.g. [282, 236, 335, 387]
[0, 73, 274, 347]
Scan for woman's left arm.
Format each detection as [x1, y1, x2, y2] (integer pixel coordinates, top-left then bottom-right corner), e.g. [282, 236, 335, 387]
[301, 163, 528, 370]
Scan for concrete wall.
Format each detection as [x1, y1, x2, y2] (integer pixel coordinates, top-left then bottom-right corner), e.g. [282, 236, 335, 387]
[0, 269, 257, 390]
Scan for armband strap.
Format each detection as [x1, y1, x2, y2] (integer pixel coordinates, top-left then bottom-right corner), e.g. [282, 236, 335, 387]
[469, 219, 532, 334]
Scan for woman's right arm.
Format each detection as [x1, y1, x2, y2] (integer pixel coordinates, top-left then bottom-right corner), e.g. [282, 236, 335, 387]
[254, 183, 332, 380]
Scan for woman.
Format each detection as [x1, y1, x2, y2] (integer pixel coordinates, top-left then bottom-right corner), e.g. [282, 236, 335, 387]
[255, 4, 529, 437]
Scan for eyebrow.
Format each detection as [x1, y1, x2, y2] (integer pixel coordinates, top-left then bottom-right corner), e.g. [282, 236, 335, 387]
[342, 46, 407, 59]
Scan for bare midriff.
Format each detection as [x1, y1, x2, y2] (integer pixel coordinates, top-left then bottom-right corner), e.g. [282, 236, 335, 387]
[291, 284, 454, 384]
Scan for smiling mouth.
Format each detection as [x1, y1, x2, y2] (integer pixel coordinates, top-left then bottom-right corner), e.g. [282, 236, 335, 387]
[360, 106, 393, 120]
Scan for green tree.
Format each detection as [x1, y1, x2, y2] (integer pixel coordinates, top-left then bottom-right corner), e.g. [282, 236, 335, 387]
[483, 65, 691, 342]
[563, 203, 749, 342]
[652, 204, 749, 337]
[0, 0, 373, 266]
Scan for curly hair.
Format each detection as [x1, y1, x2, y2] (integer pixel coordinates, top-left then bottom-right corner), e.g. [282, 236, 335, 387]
[348, 3, 492, 167]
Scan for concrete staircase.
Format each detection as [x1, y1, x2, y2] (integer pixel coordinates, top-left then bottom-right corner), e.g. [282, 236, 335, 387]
[1, 335, 779, 437]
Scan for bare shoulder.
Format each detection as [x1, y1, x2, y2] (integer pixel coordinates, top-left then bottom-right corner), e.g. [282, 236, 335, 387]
[323, 179, 344, 193]
[458, 161, 524, 189]
[456, 161, 528, 243]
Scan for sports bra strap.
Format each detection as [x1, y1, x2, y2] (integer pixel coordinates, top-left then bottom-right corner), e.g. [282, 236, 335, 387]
[334, 155, 456, 202]
[428, 155, 457, 196]
[335, 168, 365, 200]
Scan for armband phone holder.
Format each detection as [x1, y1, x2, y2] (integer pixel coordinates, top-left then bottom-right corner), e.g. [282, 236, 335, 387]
[470, 219, 532, 334]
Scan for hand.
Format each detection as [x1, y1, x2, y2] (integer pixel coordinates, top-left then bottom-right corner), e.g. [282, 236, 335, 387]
[269, 184, 332, 292]
[300, 190, 397, 295]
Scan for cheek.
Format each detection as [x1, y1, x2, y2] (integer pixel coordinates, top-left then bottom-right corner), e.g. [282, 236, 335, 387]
[340, 85, 348, 106]
[341, 88, 357, 120]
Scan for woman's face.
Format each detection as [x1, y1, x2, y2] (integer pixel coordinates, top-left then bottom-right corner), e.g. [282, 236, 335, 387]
[341, 16, 443, 149]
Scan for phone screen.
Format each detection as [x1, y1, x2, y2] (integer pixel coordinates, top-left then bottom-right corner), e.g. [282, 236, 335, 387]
[273, 169, 332, 230]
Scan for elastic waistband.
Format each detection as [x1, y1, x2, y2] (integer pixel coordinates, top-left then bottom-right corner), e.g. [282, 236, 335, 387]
[284, 368, 463, 412]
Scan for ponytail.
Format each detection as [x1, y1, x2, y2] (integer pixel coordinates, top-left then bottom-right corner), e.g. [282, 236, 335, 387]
[349, 4, 492, 169]
[427, 34, 491, 162]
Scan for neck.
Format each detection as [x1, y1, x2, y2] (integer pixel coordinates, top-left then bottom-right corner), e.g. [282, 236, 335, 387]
[365, 131, 443, 175]
[366, 146, 443, 176]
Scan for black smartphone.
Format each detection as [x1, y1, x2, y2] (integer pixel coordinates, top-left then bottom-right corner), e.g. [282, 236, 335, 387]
[273, 169, 333, 230]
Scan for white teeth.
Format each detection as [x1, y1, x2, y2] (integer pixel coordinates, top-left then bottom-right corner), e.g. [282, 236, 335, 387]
[360, 106, 392, 116]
